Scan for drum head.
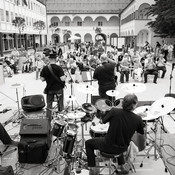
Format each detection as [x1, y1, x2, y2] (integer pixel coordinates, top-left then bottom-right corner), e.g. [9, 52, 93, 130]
[114, 98, 123, 108]
[82, 103, 97, 114]
[66, 130, 76, 136]
[95, 99, 112, 112]
[90, 123, 109, 133]
[55, 119, 66, 126]
[67, 123, 79, 132]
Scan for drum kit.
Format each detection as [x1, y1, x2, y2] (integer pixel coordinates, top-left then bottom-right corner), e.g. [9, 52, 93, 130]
[51, 82, 175, 173]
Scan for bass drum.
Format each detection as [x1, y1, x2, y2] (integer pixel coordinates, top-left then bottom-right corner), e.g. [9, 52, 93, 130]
[114, 98, 124, 109]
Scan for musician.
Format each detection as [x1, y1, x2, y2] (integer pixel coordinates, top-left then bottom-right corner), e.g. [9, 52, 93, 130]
[93, 53, 117, 101]
[40, 52, 67, 121]
[0, 123, 18, 146]
[85, 93, 144, 175]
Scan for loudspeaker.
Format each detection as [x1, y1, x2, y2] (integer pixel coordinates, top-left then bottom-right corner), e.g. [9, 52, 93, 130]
[21, 94, 45, 112]
[0, 166, 14, 175]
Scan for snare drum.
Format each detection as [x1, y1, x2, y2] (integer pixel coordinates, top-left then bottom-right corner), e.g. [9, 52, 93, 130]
[95, 99, 112, 118]
[63, 130, 76, 154]
[52, 120, 66, 137]
[90, 123, 109, 138]
[114, 98, 123, 108]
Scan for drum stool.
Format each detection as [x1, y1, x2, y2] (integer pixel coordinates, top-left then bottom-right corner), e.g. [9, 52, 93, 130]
[99, 151, 121, 175]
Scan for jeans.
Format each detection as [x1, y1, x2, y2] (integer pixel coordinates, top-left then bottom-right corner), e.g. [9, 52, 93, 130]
[46, 89, 64, 121]
[85, 137, 126, 167]
[144, 70, 158, 83]
[156, 66, 166, 78]
[120, 71, 129, 83]
[0, 123, 12, 144]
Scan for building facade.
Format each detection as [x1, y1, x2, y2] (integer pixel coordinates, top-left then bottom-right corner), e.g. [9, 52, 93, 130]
[0, 0, 47, 56]
[46, 0, 131, 47]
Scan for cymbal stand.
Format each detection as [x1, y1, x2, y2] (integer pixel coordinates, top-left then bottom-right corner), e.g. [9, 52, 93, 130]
[140, 118, 160, 167]
[63, 63, 75, 111]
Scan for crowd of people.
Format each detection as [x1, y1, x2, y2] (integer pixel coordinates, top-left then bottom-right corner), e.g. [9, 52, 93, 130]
[0, 39, 174, 175]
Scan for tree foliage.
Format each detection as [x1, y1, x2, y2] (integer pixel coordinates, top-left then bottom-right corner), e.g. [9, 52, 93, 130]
[12, 17, 26, 34]
[147, 0, 175, 37]
[33, 20, 46, 34]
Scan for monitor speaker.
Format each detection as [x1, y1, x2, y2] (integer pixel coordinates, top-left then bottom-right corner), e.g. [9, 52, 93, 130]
[21, 94, 45, 112]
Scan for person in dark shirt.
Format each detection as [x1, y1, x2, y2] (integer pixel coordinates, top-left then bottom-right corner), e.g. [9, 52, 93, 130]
[93, 54, 117, 101]
[0, 122, 18, 146]
[40, 52, 66, 121]
[85, 93, 144, 175]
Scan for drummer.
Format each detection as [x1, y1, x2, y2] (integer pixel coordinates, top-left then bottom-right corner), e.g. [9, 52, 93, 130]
[93, 53, 117, 101]
[85, 93, 144, 175]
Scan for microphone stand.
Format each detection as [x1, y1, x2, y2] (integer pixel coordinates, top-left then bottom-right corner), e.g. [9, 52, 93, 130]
[63, 62, 74, 111]
[169, 66, 174, 94]
[166, 65, 175, 121]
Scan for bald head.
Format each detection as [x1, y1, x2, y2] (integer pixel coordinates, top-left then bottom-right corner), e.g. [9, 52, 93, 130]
[100, 54, 108, 63]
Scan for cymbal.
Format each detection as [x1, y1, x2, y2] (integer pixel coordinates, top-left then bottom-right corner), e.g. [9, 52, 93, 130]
[106, 90, 119, 97]
[82, 103, 97, 114]
[134, 105, 159, 120]
[11, 83, 23, 89]
[121, 83, 146, 93]
[76, 84, 96, 94]
[149, 97, 175, 116]
[65, 95, 76, 101]
[66, 111, 86, 119]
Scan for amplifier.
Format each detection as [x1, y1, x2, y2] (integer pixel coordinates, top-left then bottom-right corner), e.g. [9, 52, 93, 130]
[19, 118, 50, 137]
[18, 136, 49, 164]
[0, 166, 14, 175]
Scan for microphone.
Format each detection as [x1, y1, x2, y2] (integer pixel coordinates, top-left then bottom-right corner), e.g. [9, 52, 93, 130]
[172, 63, 175, 70]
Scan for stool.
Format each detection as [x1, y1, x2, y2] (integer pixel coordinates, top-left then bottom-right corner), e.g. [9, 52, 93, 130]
[100, 151, 121, 175]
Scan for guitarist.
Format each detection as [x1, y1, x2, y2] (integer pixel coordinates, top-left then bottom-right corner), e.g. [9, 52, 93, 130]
[40, 51, 67, 122]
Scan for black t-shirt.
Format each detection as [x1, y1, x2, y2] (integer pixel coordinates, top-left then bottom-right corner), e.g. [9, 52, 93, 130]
[40, 64, 65, 93]
[102, 108, 144, 151]
[93, 62, 116, 91]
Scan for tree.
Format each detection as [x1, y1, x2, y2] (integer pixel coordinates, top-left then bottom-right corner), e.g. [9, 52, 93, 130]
[147, 0, 175, 37]
[12, 17, 26, 48]
[33, 20, 46, 34]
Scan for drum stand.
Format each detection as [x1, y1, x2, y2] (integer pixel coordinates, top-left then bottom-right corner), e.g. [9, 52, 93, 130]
[140, 118, 161, 167]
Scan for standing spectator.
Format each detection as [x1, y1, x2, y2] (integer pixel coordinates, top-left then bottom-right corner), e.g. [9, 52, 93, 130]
[162, 40, 168, 62]
[35, 54, 45, 80]
[155, 41, 161, 57]
[168, 43, 174, 61]
[120, 53, 131, 83]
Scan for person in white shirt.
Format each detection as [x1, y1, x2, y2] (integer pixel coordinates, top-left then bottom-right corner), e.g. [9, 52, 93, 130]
[168, 43, 174, 60]
[35, 54, 45, 80]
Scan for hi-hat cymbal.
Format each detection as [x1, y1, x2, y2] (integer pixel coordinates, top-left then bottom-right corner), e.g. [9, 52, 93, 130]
[65, 95, 76, 101]
[106, 90, 119, 97]
[66, 111, 86, 119]
[11, 83, 23, 89]
[76, 84, 96, 94]
[149, 97, 175, 116]
[134, 105, 159, 120]
[121, 83, 146, 93]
